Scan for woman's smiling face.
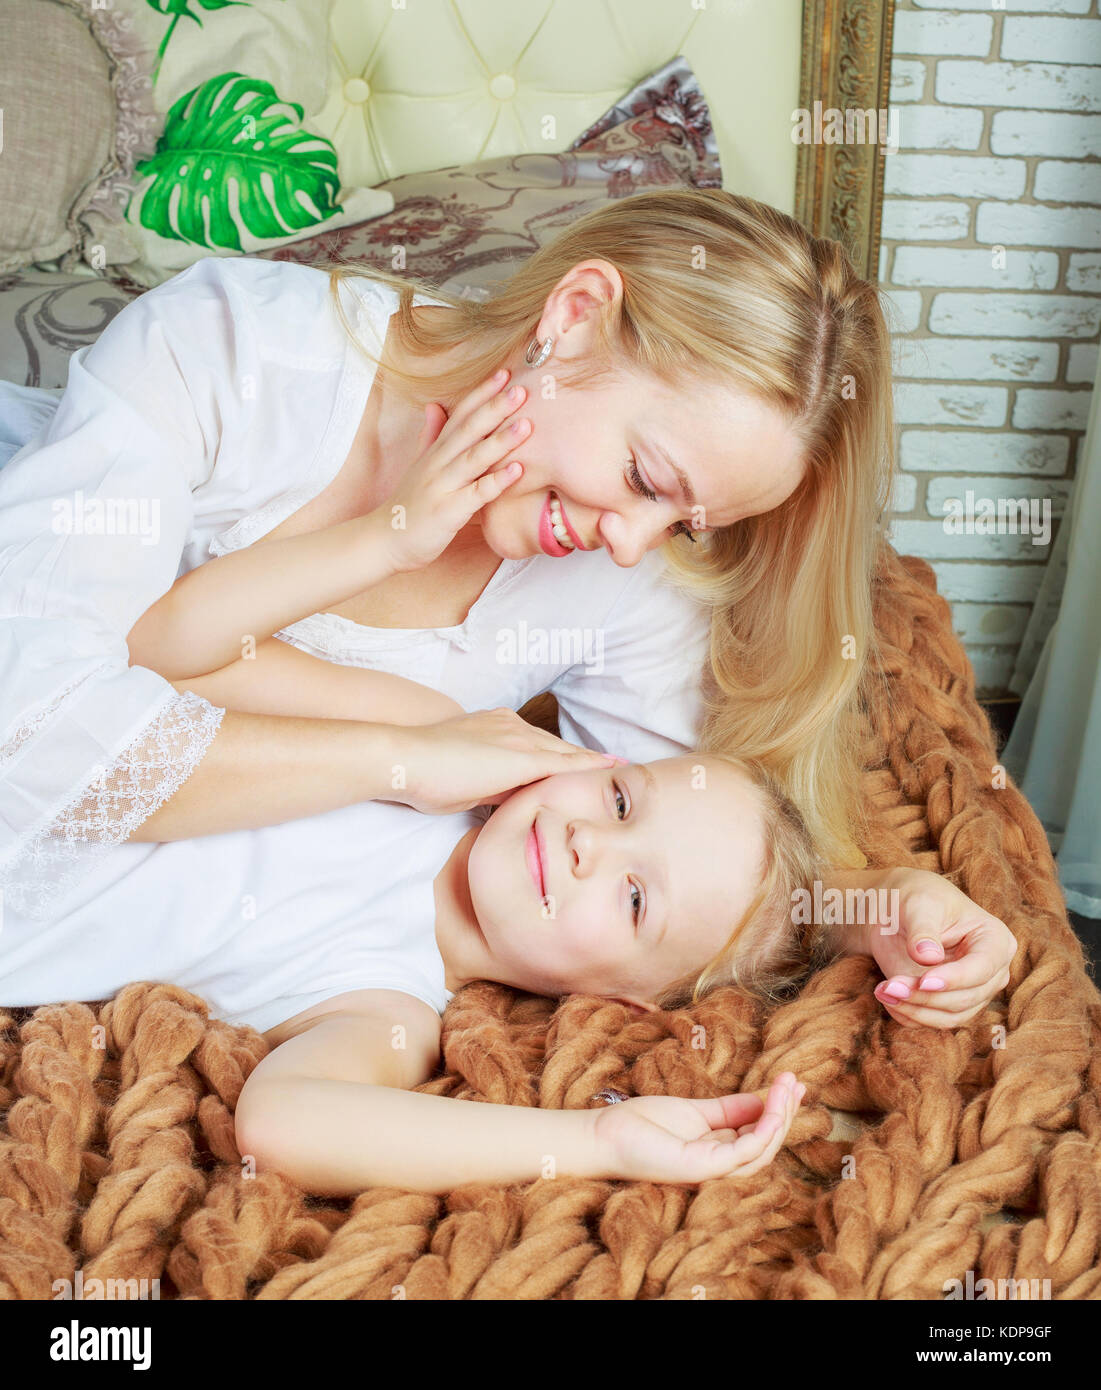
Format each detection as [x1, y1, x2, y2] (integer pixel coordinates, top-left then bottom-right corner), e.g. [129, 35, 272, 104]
[463, 754, 770, 1005]
[473, 261, 808, 569]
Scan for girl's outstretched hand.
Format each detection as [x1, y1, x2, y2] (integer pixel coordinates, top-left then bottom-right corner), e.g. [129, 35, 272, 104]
[377, 368, 531, 574]
[390, 707, 615, 814]
[589, 1074, 804, 1185]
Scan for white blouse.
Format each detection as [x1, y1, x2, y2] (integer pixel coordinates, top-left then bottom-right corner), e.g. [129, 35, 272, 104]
[0, 255, 711, 924]
[0, 791, 476, 1033]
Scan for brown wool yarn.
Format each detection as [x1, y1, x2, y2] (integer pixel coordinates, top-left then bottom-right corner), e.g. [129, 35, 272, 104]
[1, 549, 1099, 1300]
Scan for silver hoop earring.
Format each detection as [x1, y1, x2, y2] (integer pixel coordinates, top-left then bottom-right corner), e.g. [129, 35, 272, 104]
[525, 335, 554, 368]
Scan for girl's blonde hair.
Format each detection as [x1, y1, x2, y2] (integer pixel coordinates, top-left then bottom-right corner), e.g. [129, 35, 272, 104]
[650, 751, 823, 1012]
[324, 187, 895, 865]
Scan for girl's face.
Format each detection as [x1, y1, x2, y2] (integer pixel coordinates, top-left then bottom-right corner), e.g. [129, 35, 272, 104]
[462, 755, 769, 1006]
[472, 268, 808, 569]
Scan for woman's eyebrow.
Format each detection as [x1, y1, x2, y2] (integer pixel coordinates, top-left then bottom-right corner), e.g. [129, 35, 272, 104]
[650, 443, 696, 506]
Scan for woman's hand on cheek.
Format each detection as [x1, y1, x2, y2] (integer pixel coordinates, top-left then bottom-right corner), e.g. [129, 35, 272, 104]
[868, 868, 1018, 1028]
[388, 707, 613, 814]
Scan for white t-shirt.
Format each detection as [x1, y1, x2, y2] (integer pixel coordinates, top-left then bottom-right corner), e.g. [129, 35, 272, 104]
[0, 255, 710, 1023]
[0, 793, 476, 1034]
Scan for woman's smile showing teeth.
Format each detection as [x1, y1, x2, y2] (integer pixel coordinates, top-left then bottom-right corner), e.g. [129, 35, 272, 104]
[538, 491, 580, 558]
[549, 495, 576, 549]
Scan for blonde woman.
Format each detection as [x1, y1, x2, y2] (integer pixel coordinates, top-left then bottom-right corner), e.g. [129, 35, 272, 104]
[0, 189, 1014, 1027]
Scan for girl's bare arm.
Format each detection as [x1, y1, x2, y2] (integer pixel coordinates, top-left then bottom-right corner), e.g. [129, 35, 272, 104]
[174, 636, 464, 726]
[127, 369, 531, 683]
[239, 1076, 603, 1196]
[236, 995, 803, 1193]
[128, 641, 464, 839]
[236, 1000, 604, 1196]
[127, 510, 396, 681]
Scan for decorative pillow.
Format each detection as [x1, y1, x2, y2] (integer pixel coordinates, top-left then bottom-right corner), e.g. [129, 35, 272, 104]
[0, 56, 718, 387]
[0, 267, 139, 388]
[256, 55, 720, 299]
[0, 0, 117, 274]
[52, 0, 394, 287]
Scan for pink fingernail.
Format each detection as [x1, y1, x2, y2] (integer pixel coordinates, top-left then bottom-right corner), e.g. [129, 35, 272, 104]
[915, 938, 941, 955]
[920, 976, 946, 991]
[882, 981, 910, 1000]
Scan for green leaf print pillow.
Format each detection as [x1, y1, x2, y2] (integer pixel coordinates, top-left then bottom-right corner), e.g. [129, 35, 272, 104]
[71, 0, 393, 287]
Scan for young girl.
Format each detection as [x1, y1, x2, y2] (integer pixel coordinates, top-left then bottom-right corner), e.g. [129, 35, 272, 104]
[240, 748, 816, 1197]
[0, 737, 815, 1195]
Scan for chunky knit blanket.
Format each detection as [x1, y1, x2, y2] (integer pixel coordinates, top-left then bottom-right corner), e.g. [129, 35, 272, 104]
[2, 549, 1099, 1300]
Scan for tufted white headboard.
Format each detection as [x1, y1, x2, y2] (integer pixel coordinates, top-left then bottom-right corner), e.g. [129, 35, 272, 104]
[320, 0, 803, 216]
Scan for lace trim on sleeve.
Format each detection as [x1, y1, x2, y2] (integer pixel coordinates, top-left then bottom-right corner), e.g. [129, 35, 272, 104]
[0, 669, 100, 777]
[0, 689, 225, 920]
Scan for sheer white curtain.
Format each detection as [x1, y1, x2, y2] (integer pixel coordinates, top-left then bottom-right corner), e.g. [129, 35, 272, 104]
[1003, 349, 1101, 919]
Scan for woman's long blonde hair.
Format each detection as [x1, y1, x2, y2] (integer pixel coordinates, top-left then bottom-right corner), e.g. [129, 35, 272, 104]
[324, 188, 895, 865]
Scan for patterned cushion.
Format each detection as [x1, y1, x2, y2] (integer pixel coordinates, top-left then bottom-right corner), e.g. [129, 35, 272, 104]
[0, 57, 718, 386]
[0, 267, 137, 389]
[255, 55, 720, 300]
[11, 0, 394, 286]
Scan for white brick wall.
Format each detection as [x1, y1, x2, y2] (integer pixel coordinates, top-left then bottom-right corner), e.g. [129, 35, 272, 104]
[882, 0, 1101, 694]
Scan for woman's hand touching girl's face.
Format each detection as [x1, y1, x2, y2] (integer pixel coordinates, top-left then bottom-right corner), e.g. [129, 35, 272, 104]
[388, 707, 614, 815]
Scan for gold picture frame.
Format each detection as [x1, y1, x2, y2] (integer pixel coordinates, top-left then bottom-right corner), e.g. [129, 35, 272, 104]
[795, 0, 897, 282]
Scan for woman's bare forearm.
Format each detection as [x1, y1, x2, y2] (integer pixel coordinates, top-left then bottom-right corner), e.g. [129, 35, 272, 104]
[810, 866, 893, 959]
[126, 710, 404, 841]
[235, 1076, 605, 1197]
[127, 509, 395, 680]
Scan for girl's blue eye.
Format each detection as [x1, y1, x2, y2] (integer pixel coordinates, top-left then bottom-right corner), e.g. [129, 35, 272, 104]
[612, 784, 642, 926]
[626, 457, 657, 503]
